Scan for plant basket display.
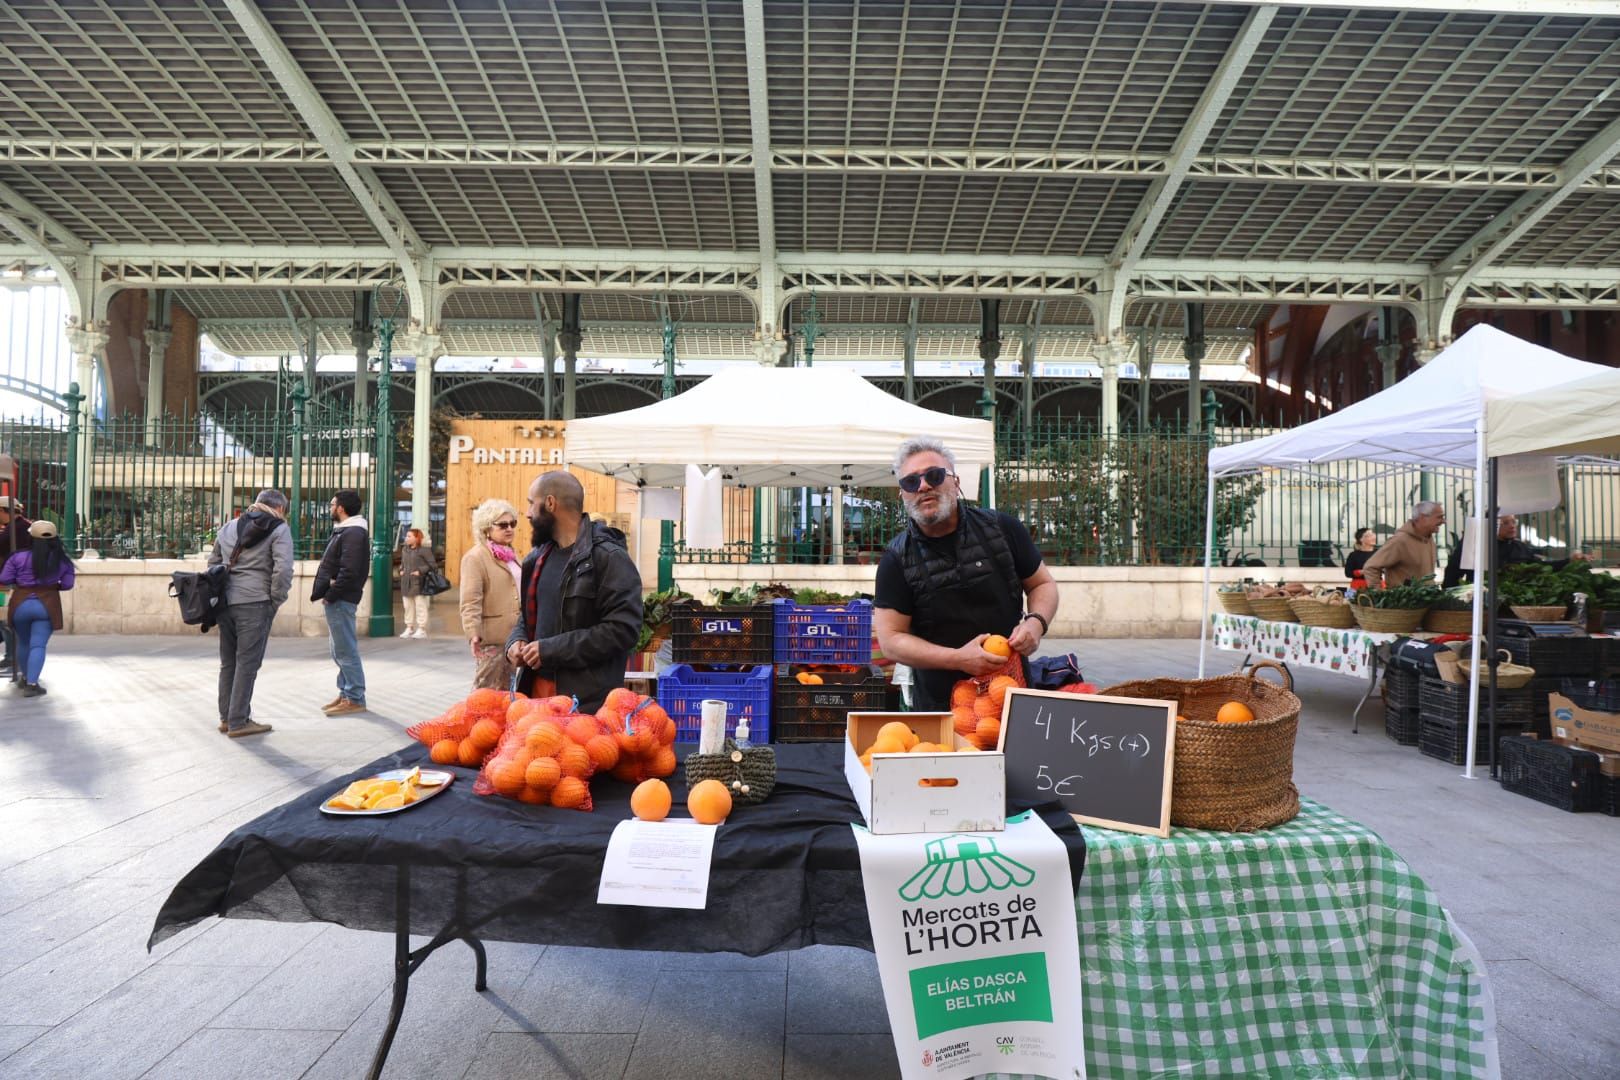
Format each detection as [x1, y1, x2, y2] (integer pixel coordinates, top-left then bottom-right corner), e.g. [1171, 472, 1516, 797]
[1101, 661, 1301, 832]
[1352, 578, 1441, 634]
[1247, 596, 1298, 622]
[1288, 591, 1356, 628]
[1509, 605, 1568, 623]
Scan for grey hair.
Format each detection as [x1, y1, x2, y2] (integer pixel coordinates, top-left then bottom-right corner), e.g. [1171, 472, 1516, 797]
[1411, 500, 1442, 521]
[893, 436, 957, 476]
[254, 488, 289, 514]
[471, 497, 520, 542]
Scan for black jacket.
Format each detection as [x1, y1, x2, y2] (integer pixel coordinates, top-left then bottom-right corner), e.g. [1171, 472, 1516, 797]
[312, 519, 371, 604]
[506, 516, 642, 713]
[1442, 535, 1568, 588]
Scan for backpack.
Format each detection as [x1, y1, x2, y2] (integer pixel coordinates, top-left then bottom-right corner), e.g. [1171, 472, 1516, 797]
[169, 525, 251, 633]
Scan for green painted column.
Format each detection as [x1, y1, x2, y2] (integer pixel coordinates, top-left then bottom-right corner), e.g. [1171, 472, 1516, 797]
[657, 302, 677, 592]
[369, 293, 399, 638]
[62, 382, 83, 551]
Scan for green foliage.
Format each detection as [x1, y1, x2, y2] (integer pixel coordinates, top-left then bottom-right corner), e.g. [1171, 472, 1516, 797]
[1358, 576, 1443, 609]
[637, 587, 692, 652]
[1500, 561, 1620, 608]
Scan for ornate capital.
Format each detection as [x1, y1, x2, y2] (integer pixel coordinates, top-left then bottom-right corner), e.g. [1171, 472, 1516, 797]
[65, 319, 109, 360]
[752, 329, 788, 367]
[1093, 339, 1130, 372]
[145, 328, 172, 359]
[407, 331, 444, 362]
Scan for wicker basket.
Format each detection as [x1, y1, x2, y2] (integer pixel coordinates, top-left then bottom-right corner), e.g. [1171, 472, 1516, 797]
[682, 740, 775, 806]
[1247, 596, 1299, 622]
[1352, 593, 1428, 634]
[1288, 593, 1356, 628]
[1422, 609, 1476, 635]
[1459, 648, 1536, 690]
[1101, 661, 1301, 832]
[1215, 591, 1254, 616]
[1510, 605, 1568, 623]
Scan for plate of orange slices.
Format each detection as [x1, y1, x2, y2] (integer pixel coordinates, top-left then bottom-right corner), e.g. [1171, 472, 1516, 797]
[320, 766, 453, 816]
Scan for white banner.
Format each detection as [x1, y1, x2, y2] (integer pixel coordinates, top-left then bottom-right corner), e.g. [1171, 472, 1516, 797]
[852, 812, 1086, 1080]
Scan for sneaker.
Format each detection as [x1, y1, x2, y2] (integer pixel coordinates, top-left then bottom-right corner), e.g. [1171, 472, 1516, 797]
[227, 721, 273, 738]
[321, 695, 345, 711]
[411, 629, 427, 639]
[21, 683, 44, 698]
[399, 629, 414, 638]
[324, 698, 366, 716]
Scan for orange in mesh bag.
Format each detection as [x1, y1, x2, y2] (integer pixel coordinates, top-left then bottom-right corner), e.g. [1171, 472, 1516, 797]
[598, 689, 678, 785]
[409, 687, 527, 768]
[475, 694, 605, 811]
[949, 657, 1024, 750]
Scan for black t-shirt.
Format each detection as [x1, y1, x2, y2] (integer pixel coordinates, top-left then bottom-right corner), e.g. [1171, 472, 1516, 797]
[874, 511, 1043, 709]
[1344, 548, 1373, 579]
[535, 540, 573, 678]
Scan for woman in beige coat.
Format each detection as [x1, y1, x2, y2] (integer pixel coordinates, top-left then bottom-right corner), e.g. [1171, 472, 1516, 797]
[459, 499, 522, 690]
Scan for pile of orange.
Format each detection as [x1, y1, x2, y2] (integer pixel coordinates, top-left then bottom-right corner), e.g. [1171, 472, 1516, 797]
[411, 687, 528, 770]
[856, 720, 975, 772]
[597, 689, 679, 784]
[474, 694, 606, 810]
[950, 674, 1017, 750]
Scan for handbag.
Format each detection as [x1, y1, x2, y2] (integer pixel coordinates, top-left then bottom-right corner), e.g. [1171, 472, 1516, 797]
[419, 568, 452, 597]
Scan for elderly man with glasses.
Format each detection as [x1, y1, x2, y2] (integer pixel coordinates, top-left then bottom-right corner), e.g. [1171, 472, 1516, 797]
[873, 436, 1058, 711]
[460, 498, 525, 690]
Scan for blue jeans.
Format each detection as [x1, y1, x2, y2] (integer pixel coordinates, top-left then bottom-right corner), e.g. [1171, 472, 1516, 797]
[13, 597, 52, 685]
[323, 599, 365, 705]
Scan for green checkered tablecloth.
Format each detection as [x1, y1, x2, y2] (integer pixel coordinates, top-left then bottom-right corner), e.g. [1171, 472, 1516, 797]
[993, 799, 1495, 1080]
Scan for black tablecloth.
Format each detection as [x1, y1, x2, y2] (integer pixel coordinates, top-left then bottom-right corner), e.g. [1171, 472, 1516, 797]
[148, 743, 1087, 957]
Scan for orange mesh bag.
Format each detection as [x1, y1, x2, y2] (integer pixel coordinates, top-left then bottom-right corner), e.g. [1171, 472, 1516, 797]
[474, 697, 599, 811]
[598, 690, 678, 785]
[412, 688, 526, 769]
[949, 663, 1026, 750]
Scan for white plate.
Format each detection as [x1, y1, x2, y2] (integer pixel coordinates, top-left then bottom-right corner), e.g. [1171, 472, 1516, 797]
[320, 768, 455, 817]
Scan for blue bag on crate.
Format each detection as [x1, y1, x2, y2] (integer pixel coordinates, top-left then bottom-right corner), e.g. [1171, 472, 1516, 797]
[1028, 653, 1084, 690]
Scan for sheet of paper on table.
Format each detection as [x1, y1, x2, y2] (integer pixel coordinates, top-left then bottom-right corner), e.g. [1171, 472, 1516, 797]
[596, 819, 718, 910]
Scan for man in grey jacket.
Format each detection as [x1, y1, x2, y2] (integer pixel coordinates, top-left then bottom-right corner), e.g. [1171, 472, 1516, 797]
[209, 489, 294, 738]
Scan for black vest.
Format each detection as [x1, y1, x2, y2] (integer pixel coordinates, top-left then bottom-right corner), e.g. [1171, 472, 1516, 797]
[887, 504, 1024, 641]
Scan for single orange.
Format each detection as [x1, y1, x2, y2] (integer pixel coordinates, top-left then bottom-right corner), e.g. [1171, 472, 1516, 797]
[950, 682, 978, 708]
[657, 716, 678, 746]
[566, 716, 601, 746]
[516, 786, 548, 805]
[457, 738, 485, 768]
[648, 745, 677, 778]
[429, 738, 460, 765]
[557, 742, 593, 779]
[983, 634, 1013, 659]
[687, 779, 733, 824]
[585, 734, 621, 771]
[468, 718, 503, 751]
[1216, 701, 1255, 724]
[953, 707, 978, 737]
[974, 716, 1001, 749]
[550, 776, 588, 809]
[631, 779, 673, 822]
[611, 759, 644, 785]
[524, 756, 561, 792]
[488, 759, 528, 798]
[987, 674, 1017, 708]
[526, 721, 566, 757]
[972, 694, 1000, 721]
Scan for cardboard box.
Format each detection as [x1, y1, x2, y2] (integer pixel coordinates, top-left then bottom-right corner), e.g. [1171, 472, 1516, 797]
[844, 712, 1005, 834]
[1547, 693, 1620, 753]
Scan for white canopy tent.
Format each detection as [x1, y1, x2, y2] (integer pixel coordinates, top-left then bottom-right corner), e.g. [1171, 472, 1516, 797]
[565, 366, 994, 490]
[1202, 324, 1620, 778]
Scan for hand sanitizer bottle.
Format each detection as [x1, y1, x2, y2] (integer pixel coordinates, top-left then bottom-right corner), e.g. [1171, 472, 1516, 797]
[734, 717, 752, 750]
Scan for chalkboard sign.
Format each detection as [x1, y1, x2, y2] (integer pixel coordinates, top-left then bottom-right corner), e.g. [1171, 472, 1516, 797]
[998, 688, 1177, 838]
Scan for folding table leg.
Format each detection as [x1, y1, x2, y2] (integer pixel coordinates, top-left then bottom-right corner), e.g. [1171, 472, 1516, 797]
[1350, 653, 1381, 735]
[464, 935, 488, 992]
[368, 866, 412, 1080]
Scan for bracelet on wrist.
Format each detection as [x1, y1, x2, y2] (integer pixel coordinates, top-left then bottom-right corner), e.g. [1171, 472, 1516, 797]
[1021, 611, 1048, 634]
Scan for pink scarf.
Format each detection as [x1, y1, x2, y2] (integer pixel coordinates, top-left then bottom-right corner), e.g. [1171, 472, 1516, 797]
[488, 541, 522, 589]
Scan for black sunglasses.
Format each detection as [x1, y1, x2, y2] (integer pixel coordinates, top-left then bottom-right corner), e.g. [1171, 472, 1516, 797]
[899, 466, 955, 493]
[493, 519, 518, 528]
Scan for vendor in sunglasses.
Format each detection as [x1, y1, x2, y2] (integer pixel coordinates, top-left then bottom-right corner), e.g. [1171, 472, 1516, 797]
[873, 436, 1058, 710]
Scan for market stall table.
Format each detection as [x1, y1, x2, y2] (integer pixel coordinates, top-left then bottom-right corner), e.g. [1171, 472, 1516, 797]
[148, 745, 1494, 1080]
[1212, 612, 1402, 732]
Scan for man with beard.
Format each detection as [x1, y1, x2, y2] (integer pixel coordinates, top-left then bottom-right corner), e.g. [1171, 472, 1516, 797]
[873, 436, 1058, 712]
[311, 488, 370, 715]
[505, 470, 642, 712]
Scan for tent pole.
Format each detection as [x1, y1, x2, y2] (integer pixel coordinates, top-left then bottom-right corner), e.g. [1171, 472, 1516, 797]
[1463, 426, 1488, 779]
[1198, 471, 1217, 678]
[1487, 457, 1501, 779]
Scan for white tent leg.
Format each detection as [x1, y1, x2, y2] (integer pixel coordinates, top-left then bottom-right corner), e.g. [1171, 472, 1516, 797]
[1199, 471, 1217, 678]
[1463, 429, 1488, 779]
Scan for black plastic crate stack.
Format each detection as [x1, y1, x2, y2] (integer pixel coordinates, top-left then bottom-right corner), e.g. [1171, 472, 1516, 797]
[1560, 677, 1620, 712]
[1418, 675, 1530, 766]
[1526, 676, 1565, 739]
[1497, 736, 1603, 812]
[1602, 774, 1620, 817]
[669, 602, 775, 665]
[1383, 667, 1422, 745]
[1502, 634, 1600, 678]
[774, 664, 899, 742]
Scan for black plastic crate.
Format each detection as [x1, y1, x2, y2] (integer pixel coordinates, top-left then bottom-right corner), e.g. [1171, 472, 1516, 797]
[1498, 736, 1603, 812]
[1560, 677, 1620, 712]
[669, 602, 775, 665]
[1527, 675, 1565, 739]
[1601, 774, 1620, 817]
[1385, 703, 1421, 746]
[773, 664, 898, 742]
[1501, 634, 1601, 677]
[1384, 667, 1421, 711]
[1419, 717, 1527, 767]
[1419, 675, 1532, 726]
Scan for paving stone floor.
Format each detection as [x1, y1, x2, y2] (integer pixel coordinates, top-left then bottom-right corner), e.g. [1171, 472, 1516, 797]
[0, 633, 1617, 1078]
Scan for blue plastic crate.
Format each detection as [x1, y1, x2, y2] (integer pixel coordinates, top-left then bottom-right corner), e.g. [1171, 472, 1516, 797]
[656, 663, 773, 744]
[772, 599, 873, 665]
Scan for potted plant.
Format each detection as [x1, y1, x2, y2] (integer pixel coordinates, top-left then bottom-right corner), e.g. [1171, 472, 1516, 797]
[1499, 563, 1576, 622]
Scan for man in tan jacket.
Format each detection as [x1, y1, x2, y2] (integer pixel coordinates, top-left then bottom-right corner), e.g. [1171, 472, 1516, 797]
[1363, 501, 1445, 588]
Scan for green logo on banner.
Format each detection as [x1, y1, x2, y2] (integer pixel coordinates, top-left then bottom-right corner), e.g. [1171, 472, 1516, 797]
[908, 952, 1052, 1038]
[897, 834, 1036, 901]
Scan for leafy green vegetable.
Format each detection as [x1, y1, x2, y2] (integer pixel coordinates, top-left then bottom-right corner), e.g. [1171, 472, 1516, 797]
[1358, 576, 1443, 609]
[636, 587, 691, 652]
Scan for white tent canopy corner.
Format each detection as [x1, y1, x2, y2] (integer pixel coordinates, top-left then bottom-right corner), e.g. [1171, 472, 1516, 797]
[1200, 323, 1620, 779]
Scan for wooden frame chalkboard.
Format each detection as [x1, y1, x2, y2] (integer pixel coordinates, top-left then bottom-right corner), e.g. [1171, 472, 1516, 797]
[996, 688, 1177, 838]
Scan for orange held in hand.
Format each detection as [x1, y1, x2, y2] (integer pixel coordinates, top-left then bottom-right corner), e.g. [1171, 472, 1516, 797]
[687, 779, 733, 824]
[983, 634, 1012, 658]
[631, 779, 673, 822]
[1216, 701, 1255, 724]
